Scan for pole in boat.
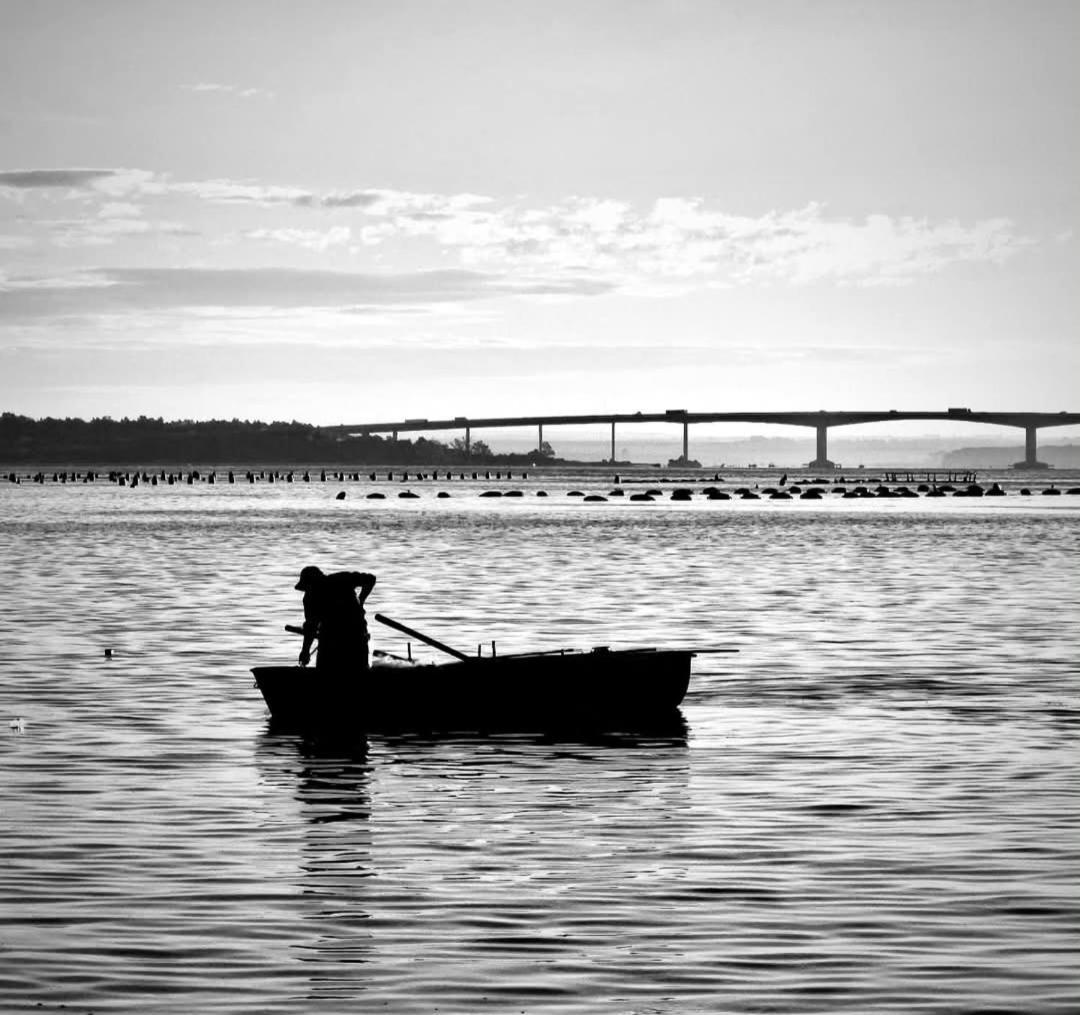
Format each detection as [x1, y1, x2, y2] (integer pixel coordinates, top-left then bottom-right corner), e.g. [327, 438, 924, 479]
[373, 613, 470, 661]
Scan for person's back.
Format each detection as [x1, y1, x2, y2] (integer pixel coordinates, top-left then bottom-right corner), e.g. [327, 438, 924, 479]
[295, 567, 377, 674]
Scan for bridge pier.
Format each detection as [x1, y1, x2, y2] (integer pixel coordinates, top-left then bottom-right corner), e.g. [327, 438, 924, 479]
[1013, 425, 1049, 469]
[808, 424, 836, 470]
[611, 420, 616, 463]
[682, 421, 689, 462]
[538, 422, 543, 453]
[465, 425, 471, 458]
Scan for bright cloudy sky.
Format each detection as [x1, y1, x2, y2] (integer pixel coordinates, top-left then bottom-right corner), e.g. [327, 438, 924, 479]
[1, 0, 1077, 430]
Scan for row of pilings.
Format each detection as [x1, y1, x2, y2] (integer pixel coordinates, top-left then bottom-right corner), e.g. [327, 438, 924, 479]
[5, 469, 530, 486]
[6, 471, 1076, 499]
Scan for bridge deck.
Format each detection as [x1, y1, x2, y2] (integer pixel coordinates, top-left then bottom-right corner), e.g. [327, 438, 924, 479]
[334, 410, 1080, 435]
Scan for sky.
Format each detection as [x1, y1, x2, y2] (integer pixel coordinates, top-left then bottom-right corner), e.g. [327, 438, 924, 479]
[1, 0, 1078, 436]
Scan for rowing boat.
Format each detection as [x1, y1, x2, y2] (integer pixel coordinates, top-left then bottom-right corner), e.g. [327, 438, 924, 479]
[252, 645, 695, 732]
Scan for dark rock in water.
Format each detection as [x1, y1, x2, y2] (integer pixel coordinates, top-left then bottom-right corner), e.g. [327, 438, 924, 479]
[800, 490, 822, 499]
[769, 491, 792, 500]
[504, 490, 524, 497]
[536, 490, 548, 497]
[1019, 488, 1032, 496]
[740, 492, 760, 500]
[646, 488, 663, 496]
[986, 484, 1005, 496]
[926, 489, 946, 497]
[568, 490, 585, 497]
[366, 492, 385, 499]
[437, 491, 451, 498]
[480, 490, 503, 497]
[670, 489, 693, 501]
[1042, 487, 1061, 496]
[399, 491, 420, 499]
[832, 486, 847, 494]
[788, 485, 802, 494]
[629, 493, 655, 502]
[583, 494, 608, 502]
[335, 491, 346, 500]
[1066, 488, 1080, 495]
[706, 491, 731, 500]
[609, 489, 625, 496]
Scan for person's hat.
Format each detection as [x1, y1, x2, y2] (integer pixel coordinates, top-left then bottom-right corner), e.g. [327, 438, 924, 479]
[295, 565, 324, 590]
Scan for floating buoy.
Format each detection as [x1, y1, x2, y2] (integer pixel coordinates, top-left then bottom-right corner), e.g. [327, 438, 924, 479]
[335, 491, 346, 500]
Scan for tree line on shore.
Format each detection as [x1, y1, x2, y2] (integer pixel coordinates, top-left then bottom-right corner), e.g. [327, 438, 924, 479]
[0, 413, 558, 465]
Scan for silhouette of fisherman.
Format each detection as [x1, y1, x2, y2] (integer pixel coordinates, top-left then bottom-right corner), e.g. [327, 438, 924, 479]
[294, 566, 377, 673]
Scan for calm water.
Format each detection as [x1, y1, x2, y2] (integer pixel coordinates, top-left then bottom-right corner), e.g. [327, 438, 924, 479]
[1, 471, 1078, 1013]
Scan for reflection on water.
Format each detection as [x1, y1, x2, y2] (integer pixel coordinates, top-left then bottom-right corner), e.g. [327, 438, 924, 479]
[1, 483, 1078, 1013]
[253, 726, 694, 1011]
[256, 734, 375, 1005]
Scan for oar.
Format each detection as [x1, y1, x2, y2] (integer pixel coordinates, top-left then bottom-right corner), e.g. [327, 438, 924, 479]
[283, 624, 318, 661]
[374, 613, 470, 661]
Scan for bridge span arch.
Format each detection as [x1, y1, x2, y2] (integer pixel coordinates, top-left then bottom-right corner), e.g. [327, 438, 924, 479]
[334, 409, 1080, 470]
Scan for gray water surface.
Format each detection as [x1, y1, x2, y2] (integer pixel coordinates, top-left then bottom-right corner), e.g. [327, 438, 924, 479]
[1, 480, 1077, 1013]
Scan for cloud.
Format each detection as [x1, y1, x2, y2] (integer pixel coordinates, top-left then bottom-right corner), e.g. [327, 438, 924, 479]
[320, 191, 382, 209]
[1, 166, 1037, 288]
[170, 178, 314, 206]
[182, 82, 275, 99]
[0, 266, 615, 318]
[240, 226, 352, 252]
[0, 169, 118, 189]
[421, 197, 1034, 288]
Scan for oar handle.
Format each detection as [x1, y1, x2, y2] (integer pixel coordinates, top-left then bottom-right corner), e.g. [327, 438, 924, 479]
[374, 613, 470, 661]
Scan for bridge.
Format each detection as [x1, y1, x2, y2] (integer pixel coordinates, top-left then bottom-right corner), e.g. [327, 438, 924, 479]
[333, 409, 1080, 470]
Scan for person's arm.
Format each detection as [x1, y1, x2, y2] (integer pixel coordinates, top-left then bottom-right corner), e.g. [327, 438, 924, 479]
[355, 572, 377, 605]
[299, 597, 318, 666]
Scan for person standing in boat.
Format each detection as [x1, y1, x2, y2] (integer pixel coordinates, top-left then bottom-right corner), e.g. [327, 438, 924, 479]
[294, 566, 377, 673]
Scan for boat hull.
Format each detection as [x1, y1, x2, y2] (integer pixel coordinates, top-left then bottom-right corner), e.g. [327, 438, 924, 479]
[252, 649, 693, 732]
